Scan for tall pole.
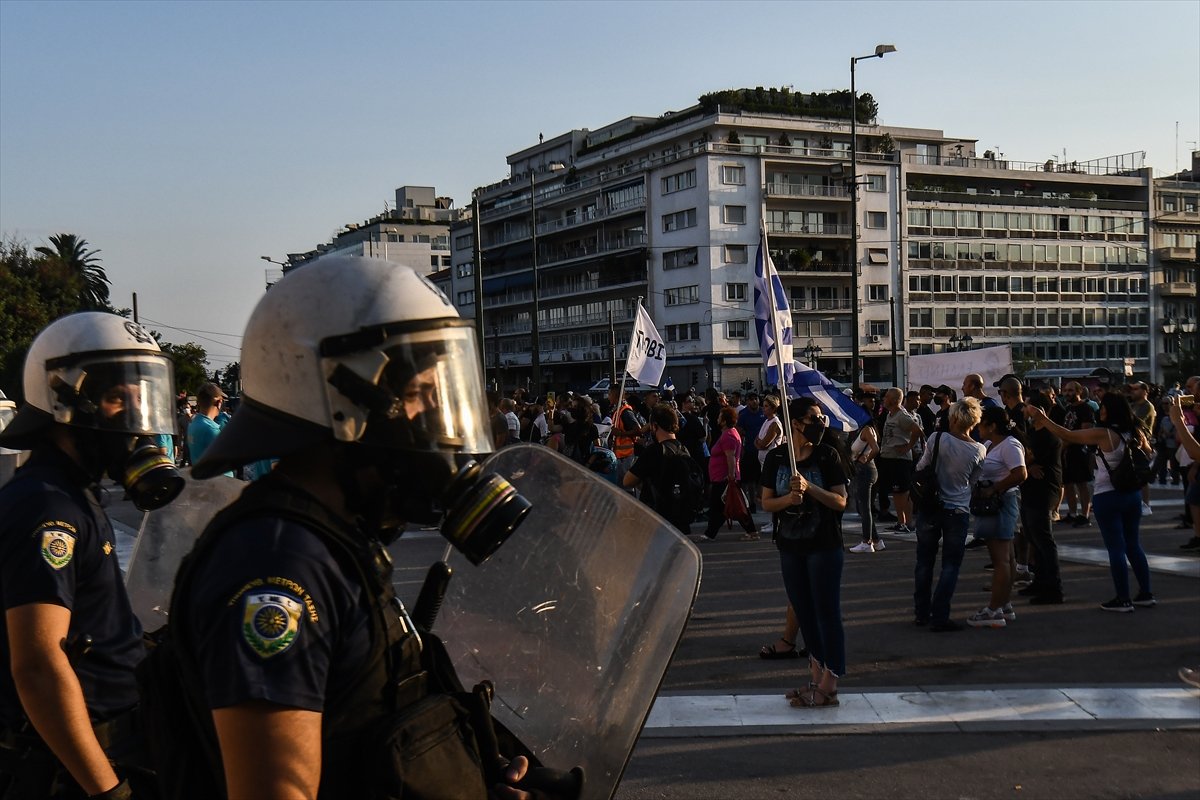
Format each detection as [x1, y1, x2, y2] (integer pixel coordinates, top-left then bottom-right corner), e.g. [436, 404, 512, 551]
[132, 292, 139, 324]
[529, 171, 542, 395]
[493, 325, 501, 392]
[608, 309, 617, 387]
[850, 55, 861, 392]
[472, 191, 486, 388]
[889, 296, 899, 386]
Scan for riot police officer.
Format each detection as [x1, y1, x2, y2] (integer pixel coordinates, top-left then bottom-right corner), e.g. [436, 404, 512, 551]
[167, 256, 572, 799]
[0, 312, 184, 799]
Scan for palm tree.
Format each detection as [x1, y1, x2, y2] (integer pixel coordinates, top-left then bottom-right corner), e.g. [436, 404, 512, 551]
[35, 233, 110, 310]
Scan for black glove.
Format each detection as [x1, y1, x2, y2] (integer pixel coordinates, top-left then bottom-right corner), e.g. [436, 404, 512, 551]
[89, 778, 132, 800]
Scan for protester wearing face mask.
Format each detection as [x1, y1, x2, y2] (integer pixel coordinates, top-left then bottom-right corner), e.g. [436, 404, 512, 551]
[759, 398, 849, 709]
[1058, 382, 1096, 527]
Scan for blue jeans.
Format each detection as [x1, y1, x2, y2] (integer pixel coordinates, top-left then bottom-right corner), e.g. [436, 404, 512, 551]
[854, 461, 878, 541]
[913, 506, 970, 624]
[1092, 489, 1151, 601]
[780, 547, 846, 677]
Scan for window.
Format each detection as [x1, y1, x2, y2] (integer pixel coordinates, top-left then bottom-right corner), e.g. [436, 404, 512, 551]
[726, 320, 748, 339]
[456, 262, 473, 278]
[666, 323, 700, 342]
[457, 290, 475, 305]
[664, 285, 700, 306]
[663, 247, 699, 270]
[908, 208, 930, 226]
[663, 208, 697, 232]
[867, 284, 889, 301]
[661, 169, 696, 195]
[868, 321, 888, 337]
[865, 174, 886, 192]
[724, 205, 747, 225]
[725, 282, 748, 301]
[723, 244, 748, 264]
[1163, 195, 1177, 212]
[866, 212, 887, 229]
[722, 165, 746, 185]
[868, 248, 889, 265]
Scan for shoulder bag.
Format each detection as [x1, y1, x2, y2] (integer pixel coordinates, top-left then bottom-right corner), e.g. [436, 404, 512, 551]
[910, 431, 943, 514]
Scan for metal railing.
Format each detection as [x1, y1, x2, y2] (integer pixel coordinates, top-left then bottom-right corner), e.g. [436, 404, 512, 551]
[767, 222, 851, 236]
[765, 183, 850, 199]
[905, 151, 1146, 177]
[907, 189, 1146, 212]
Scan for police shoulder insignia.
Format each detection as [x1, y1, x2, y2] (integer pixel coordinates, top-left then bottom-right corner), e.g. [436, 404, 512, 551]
[40, 527, 77, 570]
[241, 591, 303, 659]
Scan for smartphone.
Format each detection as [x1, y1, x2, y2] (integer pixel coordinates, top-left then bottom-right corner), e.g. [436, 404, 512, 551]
[1180, 394, 1196, 409]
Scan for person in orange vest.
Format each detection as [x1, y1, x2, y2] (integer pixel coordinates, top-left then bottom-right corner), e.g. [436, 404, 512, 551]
[608, 386, 646, 485]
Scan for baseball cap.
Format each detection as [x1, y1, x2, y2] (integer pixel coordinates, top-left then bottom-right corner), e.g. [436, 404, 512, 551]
[196, 382, 226, 404]
[991, 373, 1019, 388]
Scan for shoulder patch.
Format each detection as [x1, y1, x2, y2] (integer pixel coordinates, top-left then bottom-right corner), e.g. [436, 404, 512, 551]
[242, 592, 303, 658]
[40, 527, 77, 569]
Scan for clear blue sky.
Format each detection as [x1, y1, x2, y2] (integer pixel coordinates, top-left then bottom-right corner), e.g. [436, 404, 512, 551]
[3, 0, 1197, 370]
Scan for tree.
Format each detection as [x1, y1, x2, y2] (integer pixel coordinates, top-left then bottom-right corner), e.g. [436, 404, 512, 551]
[158, 341, 209, 396]
[35, 233, 111, 311]
[216, 362, 241, 396]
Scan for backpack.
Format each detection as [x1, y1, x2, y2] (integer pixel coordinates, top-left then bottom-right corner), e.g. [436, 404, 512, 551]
[1097, 432, 1152, 493]
[653, 440, 706, 529]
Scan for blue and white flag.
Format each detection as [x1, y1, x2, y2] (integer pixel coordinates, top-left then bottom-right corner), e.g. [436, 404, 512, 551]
[753, 236, 793, 388]
[789, 361, 872, 431]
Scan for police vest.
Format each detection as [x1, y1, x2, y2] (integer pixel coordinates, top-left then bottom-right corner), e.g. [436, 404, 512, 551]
[138, 475, 500, 799]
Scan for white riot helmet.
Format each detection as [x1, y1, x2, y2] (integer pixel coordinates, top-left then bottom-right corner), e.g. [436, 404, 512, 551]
[0, 312, 184, 509]
[193, 255, 493, 479]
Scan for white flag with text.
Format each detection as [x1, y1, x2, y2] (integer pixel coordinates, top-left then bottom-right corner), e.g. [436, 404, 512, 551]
[625, 304, 666, 386]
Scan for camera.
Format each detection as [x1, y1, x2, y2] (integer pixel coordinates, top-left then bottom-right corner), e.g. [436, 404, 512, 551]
[1180, 395, 1196, 409]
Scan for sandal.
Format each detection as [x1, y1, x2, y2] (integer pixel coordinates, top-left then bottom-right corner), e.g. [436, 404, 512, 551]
[759, 638, 801, 660]
[789, 687, 840, 708]
[785, 683, 836, 700]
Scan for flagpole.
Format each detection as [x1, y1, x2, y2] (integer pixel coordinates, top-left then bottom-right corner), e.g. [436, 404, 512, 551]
[613, 295, 643, 441]
[761, 222, 798, 476]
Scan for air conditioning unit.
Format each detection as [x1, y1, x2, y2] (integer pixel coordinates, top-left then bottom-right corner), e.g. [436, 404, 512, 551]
[869, 334, 882, 343]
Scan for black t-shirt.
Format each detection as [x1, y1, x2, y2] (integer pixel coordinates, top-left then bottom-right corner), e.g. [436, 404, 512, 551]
[628, 438, 667, 505]
[917, 405, 937, 436]
[679, 412, 707, 462]
[184, 516, 374, 714]
[1025, 426, 1063, 493]
[0, 448, 144, 728]
[1062, 401, 1095, 456]
[935, 407, 949, 433]
[759, 444, 848, 554]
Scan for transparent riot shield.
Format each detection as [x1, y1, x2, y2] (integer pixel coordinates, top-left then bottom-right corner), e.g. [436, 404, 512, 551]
[124, 470, 245, 628]
[434, 444, 702, 800]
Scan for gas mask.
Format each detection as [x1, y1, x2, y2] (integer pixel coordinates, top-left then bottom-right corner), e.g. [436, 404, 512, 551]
[47, 352, 184, 511]
[323, 323, 531, 564]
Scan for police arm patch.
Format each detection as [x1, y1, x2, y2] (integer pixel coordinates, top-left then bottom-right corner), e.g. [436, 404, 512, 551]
[241, 592, 303, 658]
[40, 527, 77, 570]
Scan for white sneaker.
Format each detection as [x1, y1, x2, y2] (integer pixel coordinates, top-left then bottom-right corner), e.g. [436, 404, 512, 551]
[1001, 603, 1016, 622]
[1141, 503, 1153, 516]
[849, 541, 875, 553]
[966, 607, 1007, 628]
[873, 539, 886, 551]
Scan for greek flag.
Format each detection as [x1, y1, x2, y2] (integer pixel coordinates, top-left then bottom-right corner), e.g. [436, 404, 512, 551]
[753, 236, 793, 388]
[789, 361, 872, 431]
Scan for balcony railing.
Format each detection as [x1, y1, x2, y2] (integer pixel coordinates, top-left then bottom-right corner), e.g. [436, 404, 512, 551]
[1157, 246, 1196, 261]
[765, 183, 850, 200]
[907, 189, 1146, 212]
[1162, 281, 1196, 297]
[777, 261, 855, 274]
[905, 151, 1146, 177]
[790, 299, 854, 312]
[767, 222, 851, 237]
[542, 233, 648, 269]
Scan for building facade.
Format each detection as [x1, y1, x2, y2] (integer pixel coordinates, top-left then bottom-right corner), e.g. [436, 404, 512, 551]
[446, 92, 1160, 394]
[1151, 152, 1199, 382]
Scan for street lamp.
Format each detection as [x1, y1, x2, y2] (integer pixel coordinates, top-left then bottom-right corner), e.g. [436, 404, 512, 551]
[803, 338, 824, 368]
[949, 333, 973, 352]
[850, 43, 897, 391]
[1162, 317, 1196, 362]
[529, 162, 565, 395]
[261, 255, 289, 289]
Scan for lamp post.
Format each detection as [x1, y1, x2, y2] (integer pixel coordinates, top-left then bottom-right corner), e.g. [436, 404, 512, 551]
[1162, 316, 1196, 365]
[850, 43, 897, 391]
[260, 255, 289, 290]
[803, 338, 824, 368]
[949, 333, 973, 352]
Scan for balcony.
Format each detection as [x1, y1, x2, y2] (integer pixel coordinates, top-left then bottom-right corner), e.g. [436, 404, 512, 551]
[1162, 281, 1196, 297]
[790, 299, 854, 312]
[543, 307, 636, 332]
[777, 261, 855, 275]
[905, 151, 1146, 177]
[541, 232, 648, 270]
[765, 183, 850, 200]
[1157, 246, 1196, 262]
[767, 222, 851, 238]
[907, 189, 1146, 213]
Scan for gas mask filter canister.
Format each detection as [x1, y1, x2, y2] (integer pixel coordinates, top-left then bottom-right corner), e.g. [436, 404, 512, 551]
[439, 460, 531, 565]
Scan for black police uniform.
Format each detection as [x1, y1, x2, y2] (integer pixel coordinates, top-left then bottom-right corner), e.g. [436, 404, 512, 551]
[167, 474, 492, 799]
[0, 447, 145, 791]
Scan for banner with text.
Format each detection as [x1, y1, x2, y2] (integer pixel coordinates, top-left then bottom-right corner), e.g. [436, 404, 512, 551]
[906, 345, 1013, 393]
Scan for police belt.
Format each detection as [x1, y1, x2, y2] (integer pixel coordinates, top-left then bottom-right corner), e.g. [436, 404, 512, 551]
[0, 705, 138, 753]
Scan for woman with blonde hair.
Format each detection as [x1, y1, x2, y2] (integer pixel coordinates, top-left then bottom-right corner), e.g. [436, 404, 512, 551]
[913, 398, 987, 632]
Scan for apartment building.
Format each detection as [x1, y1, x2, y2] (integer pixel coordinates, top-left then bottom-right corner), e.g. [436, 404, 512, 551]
[285, 185, 464, 275]
[448, 90, 1156, 393]
[1151, 152, 1199, 381]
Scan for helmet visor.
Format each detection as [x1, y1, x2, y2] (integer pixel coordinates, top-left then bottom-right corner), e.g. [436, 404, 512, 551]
[46, 352, 178, 436]
[322, 323, 492, 455]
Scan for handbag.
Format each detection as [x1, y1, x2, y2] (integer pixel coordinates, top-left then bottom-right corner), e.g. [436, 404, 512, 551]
[1097, 432, 1152, 493]
[722, 479, 752, 529]
[970, 480, 1003, 516]
[910, 432, 943, 513]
